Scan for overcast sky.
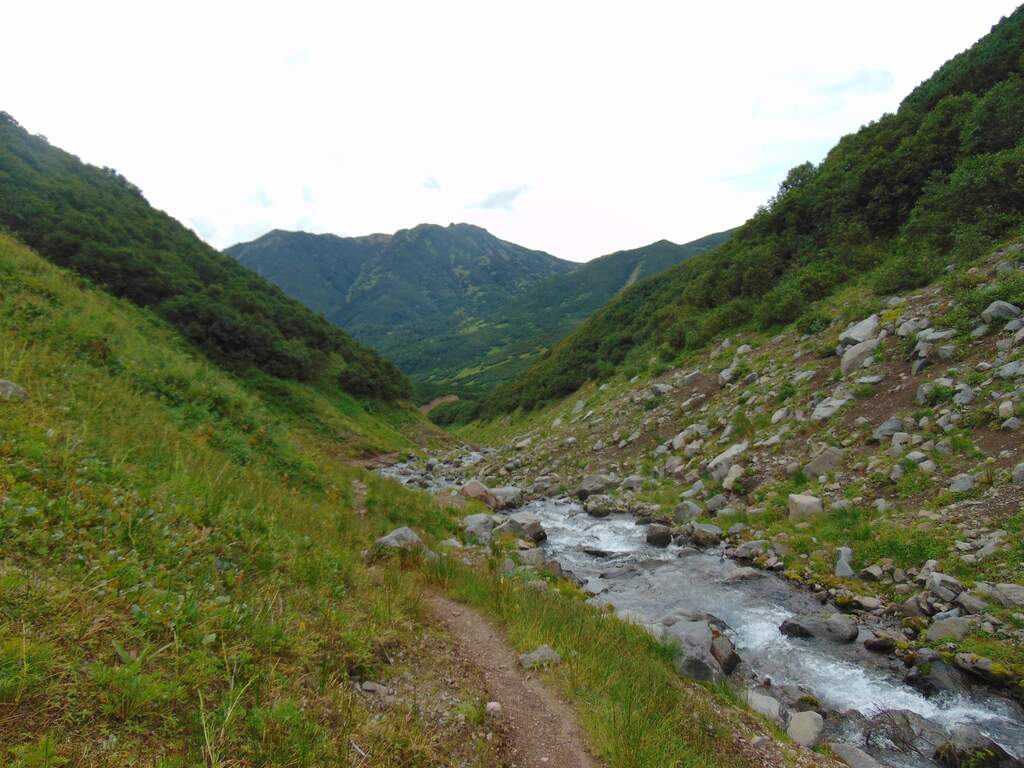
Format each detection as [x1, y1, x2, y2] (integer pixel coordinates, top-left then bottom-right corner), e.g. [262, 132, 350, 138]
[5, 1, 1020, 261]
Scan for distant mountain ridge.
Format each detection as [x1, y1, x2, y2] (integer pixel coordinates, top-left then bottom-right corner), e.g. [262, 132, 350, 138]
[227, 225, 730, 393]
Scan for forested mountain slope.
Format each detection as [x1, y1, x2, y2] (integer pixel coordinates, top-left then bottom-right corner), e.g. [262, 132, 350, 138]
[475, 7, 1024, 416]
[0, 113, 410, 400]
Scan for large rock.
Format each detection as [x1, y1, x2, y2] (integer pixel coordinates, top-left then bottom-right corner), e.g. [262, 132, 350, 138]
[992, 582, 1024, 609]
[805, 446, 845, 477]
[948, 473, 976, 493]
[735, 540, 768, 559]
[491, 486, 524, 509]
[841, 338, 880, 375]
[706, 442, 748, 480]
[710, 633, 740, 675]
[462, 513, 497, 541]
[935, 725, 1019, 768]
[788, 493, 823, 519]
[866, 710, 947, 756]
[787, 710, 824, 748]
[493, 512, 546, 543]
[872, 416, 906, 442]
[780, 612, 858, 643]
[840, 314, 880, 346]
[376, 527, 424, 551]
[460, 480, 498, 508]
[980, 300, 1021, 324]
[646, 524, 672, 547]
[746, 690, 783, 725]
[906, 659, 970, 697]
[829, 743, 883, 768]
[576, 474, 620, 499]
[689, 523, 722, 547]
[0, 380, 27, 401]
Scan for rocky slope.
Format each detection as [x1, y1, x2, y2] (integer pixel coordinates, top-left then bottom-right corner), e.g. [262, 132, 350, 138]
[387, 239, 1024, 768]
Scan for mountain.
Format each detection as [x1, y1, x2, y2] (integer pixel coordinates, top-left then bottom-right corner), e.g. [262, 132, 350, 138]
[0, 112, 410, 400]
[226, 224, 575, 373]
[473, 7, 1024, 417]
[408, 231, 732, 393]
[228, 226, 729, 394]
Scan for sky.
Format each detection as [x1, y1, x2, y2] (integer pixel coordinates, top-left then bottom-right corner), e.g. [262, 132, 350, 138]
[4, 1, 1021, 262]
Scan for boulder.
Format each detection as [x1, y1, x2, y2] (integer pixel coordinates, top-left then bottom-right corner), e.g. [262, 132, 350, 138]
[980, 300, 1021, 324]
[576, 474, 620, 499]
[375, 527, 424, 551]
[584, 494, 617, 518]
[491, 486, 524, 509]
[646, 524, 672, 547]
[805, 446, 845, 477]
[872, 416, 906, 442]
[735, 540, 768, 559]
[460, 480, 498, 508]
[935, 725, 1019, 768]
[840, 314, 880, 346]
[689, 523, 722, 547]
[787, 493, 823, 520]
[866, 710, 947, 756]
[0, 380, 27, 401]
[948, 473, 975, 493]
[519, 644, 561, 669]
[462, 513, 497, 541]
[829, 743, 883, 768]
[787, 710, 824, 748]
[835, 546, 855, 578]
[745, 690, 783, 725]
[906, 659, 970, 697]
[841, 338, 880, 375]
[493, 512, 546, 543]
[780, 612, 858, 643]
[673, 501, 702, 522]
[710, 633, 740, 675]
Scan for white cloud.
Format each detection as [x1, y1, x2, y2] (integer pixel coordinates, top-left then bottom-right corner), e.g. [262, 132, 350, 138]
[3, 1, 1019, 260]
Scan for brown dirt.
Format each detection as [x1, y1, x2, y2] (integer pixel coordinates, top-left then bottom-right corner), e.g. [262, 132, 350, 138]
[421, 394, 460, 414]
[425, 594, 603, 768]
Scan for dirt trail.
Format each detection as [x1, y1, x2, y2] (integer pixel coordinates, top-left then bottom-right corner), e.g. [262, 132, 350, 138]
[426, 594, 602, 768]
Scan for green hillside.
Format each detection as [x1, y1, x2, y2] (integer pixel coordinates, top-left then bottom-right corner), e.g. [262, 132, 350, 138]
[0, 113, 410, 401]
[226, 224, 574, 380]
[229, 226, 728, 396]
[414, 231, 732, 398]
[476, 7, 1024, 416]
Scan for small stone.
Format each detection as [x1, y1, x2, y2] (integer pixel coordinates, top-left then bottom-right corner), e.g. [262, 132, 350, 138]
[0, 380, 27, 401]
[787, 493, 823, 520]
[519, 644, 561, 669]
[485, 701, 502, 717]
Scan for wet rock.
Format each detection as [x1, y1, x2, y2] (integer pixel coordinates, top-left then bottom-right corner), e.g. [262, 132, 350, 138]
[746, 689, 783, 725]
[460, 480, 498, 508]
[646, 524, 672, 547]
[780, 612, 858, 643]
[0, 380, 27, 401]
[830, 743, 883, 768]
[787, 493, 823, 520]
[494, 512, 546, 543]
[519, 644, 561, 669]
[864, 630, 900, 653]
[906, 659, 969, 697]
[710, 633, 740, 675]
[787, 710, 824, 748]
[584, 494, 616, 518]
[866, 709, 947, 756]
[935, 725, 1019, 768]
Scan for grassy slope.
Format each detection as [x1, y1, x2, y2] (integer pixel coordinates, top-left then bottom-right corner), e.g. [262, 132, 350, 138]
[0, 232, 788, 767]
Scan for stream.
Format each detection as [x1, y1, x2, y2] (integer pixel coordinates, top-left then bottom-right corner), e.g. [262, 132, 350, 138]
[380, 463, 1024, 766]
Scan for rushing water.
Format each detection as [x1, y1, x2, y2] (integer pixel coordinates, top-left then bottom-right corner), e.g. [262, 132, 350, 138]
[379, 463, 1024, 765]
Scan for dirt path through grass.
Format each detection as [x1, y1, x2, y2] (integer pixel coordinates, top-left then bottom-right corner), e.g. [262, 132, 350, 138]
[426, 593, 602, 768]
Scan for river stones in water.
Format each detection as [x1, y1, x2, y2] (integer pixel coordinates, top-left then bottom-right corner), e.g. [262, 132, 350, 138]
[646, 523, 672, 547]
[734, 539, 768, 559]
[865, 710, 947, 756]
[688, 522, 722, 547]
[780, 612, 858, 643]
[829, 743, 883, 768]
[934, 725, 1019, 768]
[905, 658, 970, 697]
[493, 512, 546, 543]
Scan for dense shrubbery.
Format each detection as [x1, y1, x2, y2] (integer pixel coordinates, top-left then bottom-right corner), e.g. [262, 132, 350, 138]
[0, 113, 410, 400]
[474, 8, 1024, 418]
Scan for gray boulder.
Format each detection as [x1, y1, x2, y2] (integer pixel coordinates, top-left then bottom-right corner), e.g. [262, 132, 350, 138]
[491, 486, 524, 509]
[0, 380, 27, 401]
[829, 743, 883, 768]
[746, 690, 783, 725]
[948, 473, 975, 493]
[493, 512, 546, 543]
[935, 725, 1019, 768]
[872, 417, 906, 442]
[787, 493, 823, 519]
[576, 474, 620, 499]
[780, 612, 858, 643]
[787, 710, 824, 748]
[735, 540, 768, 559]
[840, 314, 880, 346]
[841, 338, 880, 375]
[980, 300, 1021, 324]
[689, 523, 723, 547]
[646, 524, 672, 547]
[376, 527, 424, 551]
[462, 513, 497, 541]
[805, 446, 845, 477]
